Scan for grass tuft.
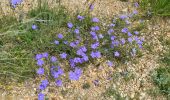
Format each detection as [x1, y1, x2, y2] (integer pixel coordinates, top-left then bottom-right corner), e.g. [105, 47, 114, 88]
[140, 0, 170, 17]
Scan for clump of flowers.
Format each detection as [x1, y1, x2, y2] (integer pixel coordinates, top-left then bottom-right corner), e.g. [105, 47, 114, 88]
[35, 2, 144, 99]
[10, 0, 23, 8]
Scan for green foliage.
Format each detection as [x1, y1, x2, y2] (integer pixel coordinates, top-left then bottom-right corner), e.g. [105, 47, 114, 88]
[153, 66, 170, 95]
[152, 38, 170, 97]
[140, 0, 170, 16]
[0, 3, 69, 83]
[0, 16, 18, 32]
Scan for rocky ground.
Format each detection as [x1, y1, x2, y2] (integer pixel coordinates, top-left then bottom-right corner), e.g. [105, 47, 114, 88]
[0, 0, 170, 100]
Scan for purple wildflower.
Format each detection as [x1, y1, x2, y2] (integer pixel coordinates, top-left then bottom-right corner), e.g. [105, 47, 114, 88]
[80, 46, 87, 52]
[77, 15, 85, 21]
[107, 61, 113, 67]
[69, 68, 82, 80]
[60, 53, 67, 59]
[91, 42, 99, 49]
[90, 51, 101, 58]
[98, 34, 104, 39]
[121, 28, 128, 33]
[90, 31, 98, 40]
[120, 38, 126, 45]
[108, 29, 114, 35]
[39, 79, 49, 90]
[69, 59, 76, 68]
[137, 39, 143, 45]
[134, 31, 139, 35]
[77, 49, 85, 56]
[42, 52, 48, 58]
[58, 33, 63, 39]
[75, 40, 80, 45]
[111, 35, 116, 41]
[37, 59, 44, 66]
[119, 15, 127, 20]
[92, 17, 99, 23]
[35, 54, 43, 60]
[56, 80, 62, 86]
[74, 29, 80, 34]
[32, 24, 37, 30]
[138, 44, 143, 48]
[91, 27, 96, 31]
[38, 93, 44, 100]
[51, 56, 57, 62]
[110, 23, 115, 27]
[112, 40, 119, 46]
[90, 51, 96, 58]
[37, 67, 44, 75]
[73, 57, 81, 63]
[57, 67, 64, 75]
[91, 26, 100, 31]
[128, 32, 132, 37]
[94, 26, 100, 31]
[67, 22, 73, 28]
[90, 31, 97, 36]
[134, 2, 139, 7]
[133, 10, 138, 15]
[54, 40, 59, 45]
[89, 4, 94, 11]
[114, 51, 120, 57]
[128, 37, 133, 43]
[83, 55, 89, 62]
[70, 42, 77, 48]
[134, 36, 139, 41]
[125, 20, 130, 25]
[51, 71, 59, 78]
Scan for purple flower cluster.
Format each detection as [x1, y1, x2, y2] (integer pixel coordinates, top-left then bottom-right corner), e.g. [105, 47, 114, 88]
[38, 93, 44, 100]
[91, 26, 100, 31]
[35, 4, 144, 99]
[69, 68, 82, 80]
[37, 67, 44, 75]
[89, 4, 94, 11]
[121, 28, 128, 33]
[10, 0, 23, 8]
[91, 42, 99, 49]
[90, 31, 98, 40]
[39, 79, 49, 90]
[60, 53, 67, 59]
[52, 67, 63, 78]
[35, 53, 49, 67]
[90, 51, 101, 58]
